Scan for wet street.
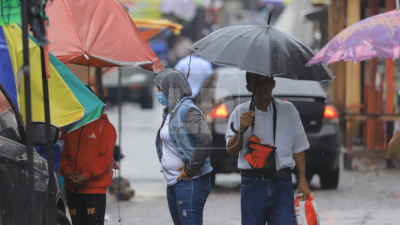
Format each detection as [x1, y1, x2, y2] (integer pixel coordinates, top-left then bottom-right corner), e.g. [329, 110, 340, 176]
[103, 100, 400, 225]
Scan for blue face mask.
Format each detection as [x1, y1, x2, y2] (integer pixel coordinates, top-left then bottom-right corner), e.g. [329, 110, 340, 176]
[157, 92, 169, 106]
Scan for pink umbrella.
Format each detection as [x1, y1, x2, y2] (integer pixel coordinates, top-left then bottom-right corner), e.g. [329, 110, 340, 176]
[46, 0, 163, 72]
[307, 10, 400, 65]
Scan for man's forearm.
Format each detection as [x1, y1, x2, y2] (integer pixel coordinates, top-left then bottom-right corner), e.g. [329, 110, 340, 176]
[293, 151, 306, 179]
[227, 133, 244, 157]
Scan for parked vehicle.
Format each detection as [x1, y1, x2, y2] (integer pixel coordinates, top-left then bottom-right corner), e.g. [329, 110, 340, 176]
[194, 68, 341, 189]
[102, 67, 155, 109]
[0, 84, 70, 224]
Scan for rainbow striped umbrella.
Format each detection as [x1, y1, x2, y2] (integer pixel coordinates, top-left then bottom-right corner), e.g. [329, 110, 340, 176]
[0, 24, 103, 131]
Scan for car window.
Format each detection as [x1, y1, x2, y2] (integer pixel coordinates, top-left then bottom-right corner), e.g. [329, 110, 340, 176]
[196, 75, 215, 104]
[215, 72, 247, 99]
[195, 75, 216, 114]
[0, 88, 22, 143]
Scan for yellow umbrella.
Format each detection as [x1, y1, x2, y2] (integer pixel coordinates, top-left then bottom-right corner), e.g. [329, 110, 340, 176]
[132, 18, 183, 40]
[2, 24, 85, 127]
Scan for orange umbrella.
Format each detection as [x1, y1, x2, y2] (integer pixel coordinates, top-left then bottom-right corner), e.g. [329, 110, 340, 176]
[46, 0, 163, 72]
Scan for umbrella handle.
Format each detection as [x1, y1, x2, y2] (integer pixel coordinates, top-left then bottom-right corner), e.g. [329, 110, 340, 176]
[230, 122, 248, 134]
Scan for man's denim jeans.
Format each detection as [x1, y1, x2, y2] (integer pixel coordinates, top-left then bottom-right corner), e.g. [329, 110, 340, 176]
[241, 175, 295, 225]
[167, 175, 211, 225]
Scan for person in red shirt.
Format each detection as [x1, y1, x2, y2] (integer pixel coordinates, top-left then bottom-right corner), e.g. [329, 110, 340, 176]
[60, 113, 117, 225]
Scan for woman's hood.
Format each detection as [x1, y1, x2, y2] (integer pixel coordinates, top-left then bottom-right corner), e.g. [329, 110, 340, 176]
[154, 68, 192, 112]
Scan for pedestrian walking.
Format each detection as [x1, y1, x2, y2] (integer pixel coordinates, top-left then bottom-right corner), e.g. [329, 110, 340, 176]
[60, 109, 117, 225]
[226, 72, 311, 225]
[154, 68, 213, 225]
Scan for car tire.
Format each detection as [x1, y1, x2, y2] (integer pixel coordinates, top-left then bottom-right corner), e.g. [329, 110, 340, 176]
[140, 87, 153, 109]
[57, 209, 71, 225]
[320, 168, 339, 190]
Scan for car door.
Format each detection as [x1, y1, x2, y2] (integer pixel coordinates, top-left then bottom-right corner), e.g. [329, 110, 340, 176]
[0, 85, 49, 224]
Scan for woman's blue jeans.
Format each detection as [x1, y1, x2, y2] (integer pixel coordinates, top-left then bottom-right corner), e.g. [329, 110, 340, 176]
[166, 175, 211, 225]
[241, 175, 295, 225]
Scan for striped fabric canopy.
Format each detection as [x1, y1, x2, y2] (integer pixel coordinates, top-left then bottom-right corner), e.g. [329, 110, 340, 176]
[0, 24, 104, 131]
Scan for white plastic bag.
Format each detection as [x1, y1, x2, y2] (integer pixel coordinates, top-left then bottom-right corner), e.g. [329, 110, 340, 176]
[294, 195, 320, 225]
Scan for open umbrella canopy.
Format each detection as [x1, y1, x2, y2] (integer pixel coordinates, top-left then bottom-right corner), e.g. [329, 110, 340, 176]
[46, 0, 163, 72]
[133, 18, 183, 40]
[308, 10, 400, 65]
[0, 24, 103, 131]
[189, 24, 333, 81]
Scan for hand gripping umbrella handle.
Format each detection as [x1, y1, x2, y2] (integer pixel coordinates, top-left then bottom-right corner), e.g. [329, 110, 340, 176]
[230, 74, 259, 135]
[230, 122, 248, 134]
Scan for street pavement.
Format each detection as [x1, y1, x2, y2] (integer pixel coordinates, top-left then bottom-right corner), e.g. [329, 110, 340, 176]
[101, 100, 400, 225]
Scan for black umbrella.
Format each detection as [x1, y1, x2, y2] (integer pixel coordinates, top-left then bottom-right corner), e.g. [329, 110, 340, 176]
[188, 13, 333, 134]
[189, 16, 332, 80]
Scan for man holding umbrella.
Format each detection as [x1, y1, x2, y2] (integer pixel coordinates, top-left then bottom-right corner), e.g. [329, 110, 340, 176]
[188, 12, 333, 225]
[226, 72, 310, 224]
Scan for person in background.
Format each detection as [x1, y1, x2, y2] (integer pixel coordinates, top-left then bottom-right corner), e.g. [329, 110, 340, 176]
[168, 35, 193, 67]
[174, 53, 213, 100]
[154, 68, 213, 225]
[35, 140, 64, 174]
[60, 86, 117, 225]
[388, 120, 400, 160]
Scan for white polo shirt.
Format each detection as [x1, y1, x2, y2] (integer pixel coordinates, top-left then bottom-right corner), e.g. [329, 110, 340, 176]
[225, 99, 309, 170]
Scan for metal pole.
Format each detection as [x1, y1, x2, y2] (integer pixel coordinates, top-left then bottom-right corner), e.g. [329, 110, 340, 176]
[96, 67, 104, 101]
[40, 46, 57, 225]
[118, 66, 122, 177]
[21, 1, 36, 224]
[396, 0, 399, 9]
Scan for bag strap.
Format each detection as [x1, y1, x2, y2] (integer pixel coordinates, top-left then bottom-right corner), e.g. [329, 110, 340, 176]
[251, 98, 277, 145]
[272, 99, 277, 145]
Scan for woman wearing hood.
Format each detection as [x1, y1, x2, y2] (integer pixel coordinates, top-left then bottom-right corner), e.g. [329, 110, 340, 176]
[154, 68, 213, 225]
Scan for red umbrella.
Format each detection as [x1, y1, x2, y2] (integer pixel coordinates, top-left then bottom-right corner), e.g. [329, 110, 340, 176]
[46, 0, 163, 72]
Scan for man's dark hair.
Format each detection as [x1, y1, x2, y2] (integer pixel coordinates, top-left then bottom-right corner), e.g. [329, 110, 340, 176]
[245, 72, 274, 85]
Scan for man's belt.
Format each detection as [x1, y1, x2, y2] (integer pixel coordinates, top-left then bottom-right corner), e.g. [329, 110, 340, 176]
[240, 168, 292, 181]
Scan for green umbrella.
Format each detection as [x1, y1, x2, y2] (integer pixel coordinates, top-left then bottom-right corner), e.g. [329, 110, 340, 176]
[0, 0, 21, 26]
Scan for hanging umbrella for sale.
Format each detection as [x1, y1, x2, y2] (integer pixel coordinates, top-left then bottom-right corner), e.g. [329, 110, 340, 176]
[0, 24, 104, 131]
[46, 0, 163, 72]
[308, 9, 400, 65]
[133, 18, 183, 41]
[188, 14, 333, 134]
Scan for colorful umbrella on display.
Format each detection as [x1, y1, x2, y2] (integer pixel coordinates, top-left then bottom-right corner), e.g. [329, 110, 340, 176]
[308, 10, 400, 65]
[121, 0, 162, 20]
[0, 24, 103, 131]
[46, 0, 163, 72]
[259, 0, 290, 6]
[133, 18, 182, 40]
